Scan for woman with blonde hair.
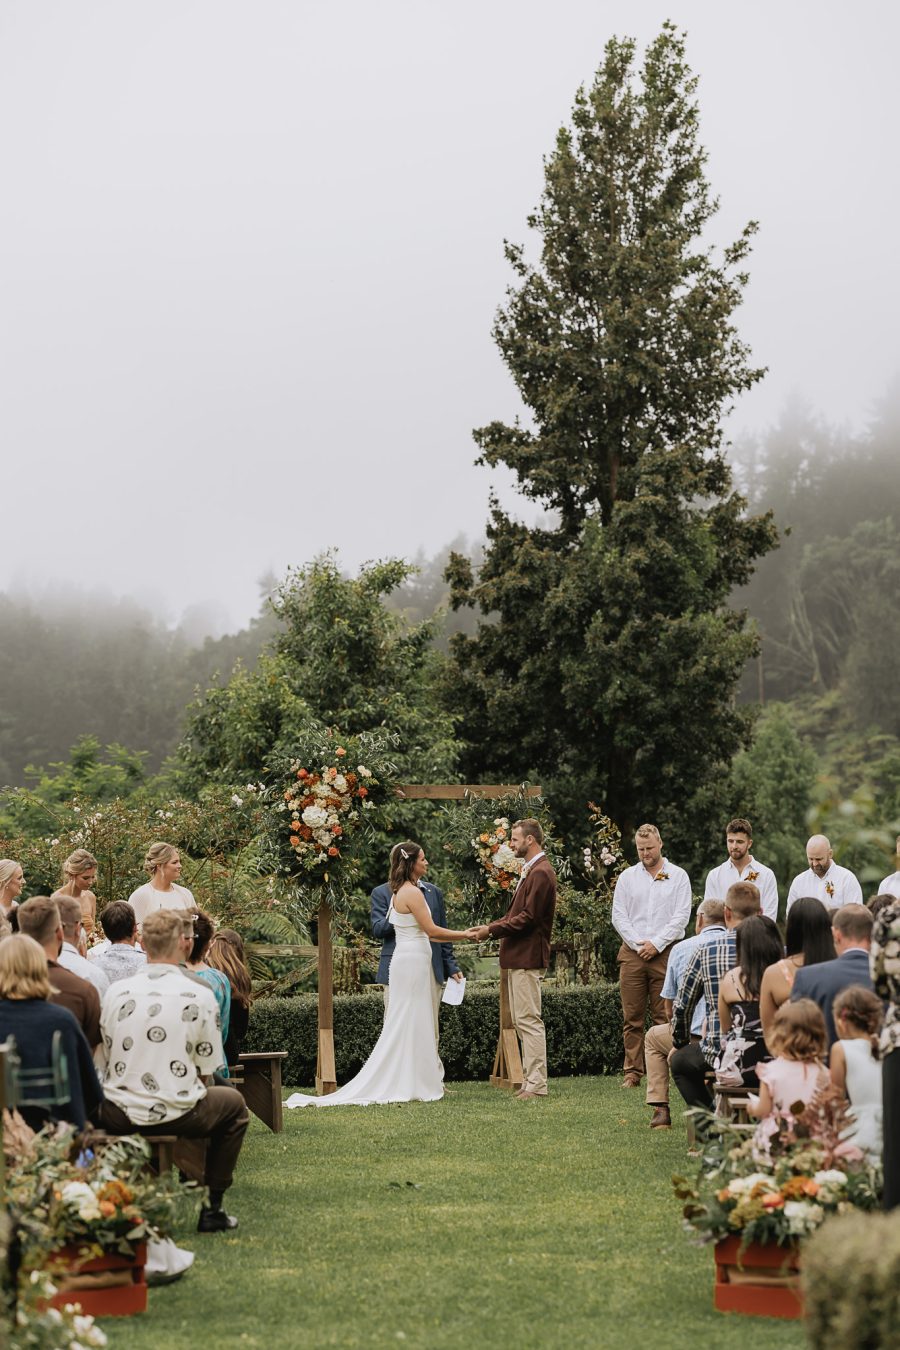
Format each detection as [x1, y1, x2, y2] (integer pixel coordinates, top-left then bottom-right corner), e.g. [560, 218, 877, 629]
[0, 934, 102, 1131]
[126, 842, 195, 928]
[208, 930, 253, 1064]
[0, 858, 25, 934]
[52, 849, 99, 946]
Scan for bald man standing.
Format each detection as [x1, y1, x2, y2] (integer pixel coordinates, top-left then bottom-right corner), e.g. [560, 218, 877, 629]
[786, 834, 863, 913]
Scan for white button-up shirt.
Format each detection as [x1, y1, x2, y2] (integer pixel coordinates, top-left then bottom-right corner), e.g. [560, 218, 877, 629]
[611, 858, 693, 954]
[878, 871, 900, 899]
[786, 863, 862, 912]
[59, 941, 110, 997]
[704, 856, 778, 920]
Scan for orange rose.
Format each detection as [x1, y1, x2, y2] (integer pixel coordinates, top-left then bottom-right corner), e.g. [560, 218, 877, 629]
[284, 789, 293, 800]
[298, 769, 309, 779]
[496, 828, 506, 838]
[328, 846, 340, 857]
[336, 747, 346, 757]
[803, 1180, 820, 1197]
[358, 787, 368, 798]
[761, 1193, 784, 1209]
[99, 1200, 116, 1217]
[500, 878, 511, 889]
[290, 835, 301, 847]
[332, 825, 343, 836]
[480, 833, 490, 843]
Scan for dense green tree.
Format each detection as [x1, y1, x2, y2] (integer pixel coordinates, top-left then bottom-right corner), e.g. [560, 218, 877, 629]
[445, 24, 776, 867]
[176, 556, 459, 793]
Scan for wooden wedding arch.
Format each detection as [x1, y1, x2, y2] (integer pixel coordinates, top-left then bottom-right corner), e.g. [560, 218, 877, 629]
[314, 783, 542, 1095]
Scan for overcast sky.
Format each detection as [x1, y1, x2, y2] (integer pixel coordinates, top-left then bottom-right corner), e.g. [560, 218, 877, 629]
[2, 1, 898, 631]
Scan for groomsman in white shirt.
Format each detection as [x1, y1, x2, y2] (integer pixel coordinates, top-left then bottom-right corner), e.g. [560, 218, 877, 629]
[879, 836, 900, 899]
[704, 817, 778, 920]
[611, 823, 692, 1088]
[786, 834, 863, 912]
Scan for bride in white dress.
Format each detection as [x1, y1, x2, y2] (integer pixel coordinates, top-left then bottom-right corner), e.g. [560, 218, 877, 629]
[286, 842, 476, 1108]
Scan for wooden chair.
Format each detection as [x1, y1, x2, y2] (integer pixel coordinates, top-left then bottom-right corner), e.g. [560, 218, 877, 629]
[715, 1083, 753, 1125]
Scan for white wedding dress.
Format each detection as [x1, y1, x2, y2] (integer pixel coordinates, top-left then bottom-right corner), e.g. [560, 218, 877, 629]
[285, 903, 444, 1108]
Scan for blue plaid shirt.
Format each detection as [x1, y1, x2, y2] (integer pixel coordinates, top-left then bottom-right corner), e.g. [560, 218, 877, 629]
[672, 931, 736, 1066]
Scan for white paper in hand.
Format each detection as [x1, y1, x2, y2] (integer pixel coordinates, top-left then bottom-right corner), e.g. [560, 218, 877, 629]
[441, 976, 466, 1006]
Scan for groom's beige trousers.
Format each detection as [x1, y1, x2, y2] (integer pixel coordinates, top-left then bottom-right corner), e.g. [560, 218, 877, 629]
[508, 968, 548, 1095]
[383, 974, 443, 1049]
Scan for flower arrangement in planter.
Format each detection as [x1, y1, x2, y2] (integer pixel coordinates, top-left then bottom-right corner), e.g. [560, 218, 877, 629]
[673, 1089, 880, 1319]
[7, 1128, 192, 1319]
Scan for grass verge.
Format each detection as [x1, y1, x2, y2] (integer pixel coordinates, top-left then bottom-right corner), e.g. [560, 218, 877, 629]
[105, 1078, 805, 1349]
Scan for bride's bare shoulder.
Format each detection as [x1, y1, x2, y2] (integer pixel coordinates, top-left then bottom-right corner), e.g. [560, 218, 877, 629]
[393, 880, 419, 913]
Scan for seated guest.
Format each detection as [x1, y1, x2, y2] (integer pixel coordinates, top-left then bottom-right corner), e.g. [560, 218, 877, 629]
[16, 896, 101, 1048]
[98, 909, 249, 1232]
[830, 984, 883, 1161]
[760, 896, 835, 1043]
[0, 934, 102, 1132]
[185, 911, 231, 1077]
[644, 899, 726, 1130]
[89, 902, 147, 986]
[749, 999, 830, 1150]
[55, 895, 110, 998]
[208, 930, 253, 1065]
[791, 903, 874, 1046]
[671, 882, 761, 1119]
[716, 915, 783, 1089]
[0, 858, 25, 933]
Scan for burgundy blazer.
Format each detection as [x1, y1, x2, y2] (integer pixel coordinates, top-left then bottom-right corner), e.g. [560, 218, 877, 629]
[487, 856, 557, 970]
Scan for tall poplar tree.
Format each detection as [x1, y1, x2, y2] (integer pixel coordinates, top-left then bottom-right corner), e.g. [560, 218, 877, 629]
[446, 24, 777, 864]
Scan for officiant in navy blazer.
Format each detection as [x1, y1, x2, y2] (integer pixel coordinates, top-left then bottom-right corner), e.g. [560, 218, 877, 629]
[371, 875, 461, 1045]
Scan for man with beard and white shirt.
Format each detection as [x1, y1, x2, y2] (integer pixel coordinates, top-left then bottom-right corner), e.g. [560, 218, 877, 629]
[878, 836, 900, 900]
[704, 817, 778, 920]
[786, 834, 862, 913]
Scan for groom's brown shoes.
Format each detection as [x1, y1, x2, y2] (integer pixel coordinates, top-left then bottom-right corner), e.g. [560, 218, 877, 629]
[515, 1090, 543, 1099]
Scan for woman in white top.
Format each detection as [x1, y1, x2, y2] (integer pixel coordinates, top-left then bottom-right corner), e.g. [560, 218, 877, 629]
[127, 842, 196, 928]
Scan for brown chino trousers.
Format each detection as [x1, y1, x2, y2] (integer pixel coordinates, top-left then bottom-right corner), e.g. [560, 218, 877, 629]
[617, 943, 671, 1080]
[100, 1086, 250, 1193]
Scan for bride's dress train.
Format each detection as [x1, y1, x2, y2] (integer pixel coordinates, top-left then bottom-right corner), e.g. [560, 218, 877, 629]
[285, 904, 444, 1108]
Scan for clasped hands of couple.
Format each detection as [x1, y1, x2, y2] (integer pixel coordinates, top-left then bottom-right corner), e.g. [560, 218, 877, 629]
[463, 925, 492, 942]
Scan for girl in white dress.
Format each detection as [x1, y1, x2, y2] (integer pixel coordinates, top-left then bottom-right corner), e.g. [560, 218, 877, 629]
[286, 842, 476, 1108]
[830, 984, 884, 1160]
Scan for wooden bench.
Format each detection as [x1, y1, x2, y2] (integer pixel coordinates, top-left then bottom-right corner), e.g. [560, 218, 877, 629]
[715, 1083, 753, 1125]
[229, 1051, 288, 1134]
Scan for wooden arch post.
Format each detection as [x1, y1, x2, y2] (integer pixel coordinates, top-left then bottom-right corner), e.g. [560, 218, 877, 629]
[394, 783, 542, 1094]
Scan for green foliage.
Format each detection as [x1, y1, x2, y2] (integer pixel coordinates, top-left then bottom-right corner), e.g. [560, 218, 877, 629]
[445, 25, 776, 872]
[0, 587, 277, 785]
[244, 980, 626, 1084]
[802, 1210, 900, 1348]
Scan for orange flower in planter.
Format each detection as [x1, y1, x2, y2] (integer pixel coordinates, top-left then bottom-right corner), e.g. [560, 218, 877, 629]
[761, 1192, 785, 1209]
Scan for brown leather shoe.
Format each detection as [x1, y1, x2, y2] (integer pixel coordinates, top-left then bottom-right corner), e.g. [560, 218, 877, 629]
[515, 1090, 544, 1099]
[649, 1105, 671, 1129]
[621, 1076, 641, 1088]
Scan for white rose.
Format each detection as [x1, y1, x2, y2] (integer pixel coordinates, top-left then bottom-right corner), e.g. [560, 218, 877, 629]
[332, 774, 347, 793]
[813, 1169, 847, 1187]
[727, 1172, 774, 1194]
[231, 794, 244, 806]
[357, 765, 372, 777]
[302, 805, 329, 829]
[783, 1199, 824, 1232]
[493, 844, 518, 870]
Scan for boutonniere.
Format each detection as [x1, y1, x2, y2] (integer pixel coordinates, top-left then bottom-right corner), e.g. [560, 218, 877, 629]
[825, 881, 835, 898]
[746, 869, 759, 883]
[653, 871, 670, 882]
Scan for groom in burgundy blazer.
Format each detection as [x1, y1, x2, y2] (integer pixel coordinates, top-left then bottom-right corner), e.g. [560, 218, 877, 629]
[473, 818, 557, 1099]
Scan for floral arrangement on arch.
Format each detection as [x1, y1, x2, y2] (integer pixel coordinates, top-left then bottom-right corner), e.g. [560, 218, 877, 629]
[473, 817, 523, 895]
[673, 1088, 880, 1250]
[262, 724, 398, 914]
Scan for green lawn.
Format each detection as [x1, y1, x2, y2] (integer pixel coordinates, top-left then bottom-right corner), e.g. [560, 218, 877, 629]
[106, 1079, 806, 1349]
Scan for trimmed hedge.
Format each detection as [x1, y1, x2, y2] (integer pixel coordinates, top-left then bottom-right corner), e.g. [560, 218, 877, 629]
[244, 980, 625, 1086]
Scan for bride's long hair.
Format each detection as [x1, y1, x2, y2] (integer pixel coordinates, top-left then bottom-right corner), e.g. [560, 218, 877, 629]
[389, 841, 422, 894]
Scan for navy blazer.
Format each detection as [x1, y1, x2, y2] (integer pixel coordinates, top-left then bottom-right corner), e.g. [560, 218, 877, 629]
[370, 881, 460, 985]
[790, 948, 874, 1046]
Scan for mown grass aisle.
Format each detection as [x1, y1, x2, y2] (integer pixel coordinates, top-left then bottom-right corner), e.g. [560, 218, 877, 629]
[111, 1079, 805, 1349]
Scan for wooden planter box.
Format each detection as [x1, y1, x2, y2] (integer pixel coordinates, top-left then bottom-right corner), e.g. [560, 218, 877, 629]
[47, 1240, 148, 1316]
[713, 1235, 803, 1319]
